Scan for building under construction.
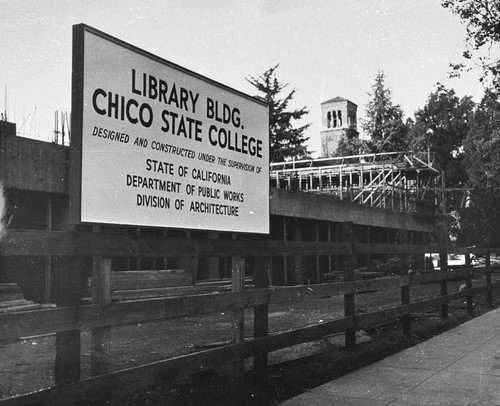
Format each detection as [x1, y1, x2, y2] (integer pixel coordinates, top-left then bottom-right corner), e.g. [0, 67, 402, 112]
[0, 118, 438, 305]
[270, 151, 442, 216]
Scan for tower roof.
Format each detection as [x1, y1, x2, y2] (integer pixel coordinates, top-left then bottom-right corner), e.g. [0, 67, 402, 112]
[321, 96, 357, 106]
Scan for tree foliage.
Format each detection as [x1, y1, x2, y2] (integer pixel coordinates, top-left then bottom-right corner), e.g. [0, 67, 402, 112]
[335, 128, 368, 157]
[459, 88, 500, 246]
[442, 0, 500, 90]
[246, 64, 310, 162]
[362, 70, 409, 153]
[464, 89, 500, 189]
[407, 84, 474, 187]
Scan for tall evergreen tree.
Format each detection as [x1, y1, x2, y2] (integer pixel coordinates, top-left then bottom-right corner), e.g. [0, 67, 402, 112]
[246, 64, 310, 162]
[362, 70, 408, 153]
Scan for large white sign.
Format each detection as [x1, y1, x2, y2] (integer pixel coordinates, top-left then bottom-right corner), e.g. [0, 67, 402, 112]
[71, 25, 269, 234]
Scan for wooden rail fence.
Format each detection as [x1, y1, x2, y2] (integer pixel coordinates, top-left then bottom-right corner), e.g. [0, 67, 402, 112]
[0, 228, 499, 405]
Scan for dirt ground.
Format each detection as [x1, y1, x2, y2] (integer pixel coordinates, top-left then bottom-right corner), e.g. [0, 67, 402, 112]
[0, 277, 475, 402]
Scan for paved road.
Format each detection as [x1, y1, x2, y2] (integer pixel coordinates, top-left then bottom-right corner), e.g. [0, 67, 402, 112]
[280, 308, 500, 405]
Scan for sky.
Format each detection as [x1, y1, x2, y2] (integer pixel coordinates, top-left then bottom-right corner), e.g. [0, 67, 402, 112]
[0, 0, 486, 157]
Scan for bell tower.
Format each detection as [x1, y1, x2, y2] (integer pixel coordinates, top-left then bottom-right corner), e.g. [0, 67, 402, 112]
[320, 97, 357, 157]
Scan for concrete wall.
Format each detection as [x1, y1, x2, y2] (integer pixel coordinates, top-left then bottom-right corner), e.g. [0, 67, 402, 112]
[270, 188, 437, 233]
[0, 121, 68, 194]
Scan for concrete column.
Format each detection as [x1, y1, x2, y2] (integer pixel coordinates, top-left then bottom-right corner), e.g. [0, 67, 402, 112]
[343, 221, 356, 351]
[290, 220, 304, 285]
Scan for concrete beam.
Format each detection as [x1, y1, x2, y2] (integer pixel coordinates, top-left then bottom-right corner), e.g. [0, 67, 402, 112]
[270, 188, 436, 233]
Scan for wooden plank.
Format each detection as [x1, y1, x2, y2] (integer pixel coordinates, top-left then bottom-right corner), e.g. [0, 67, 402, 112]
[486, 254, 493, 308]
[91, 255, 112, 376]
[3, 278, 499, 342]
[246, 316, 356, 357]
[253, 256, 269, 385]
[268, 276, 408, 303]
[357, 304, 410, 328]
[111, 284, 228, 300]
[0, 291, 24, 302]
[0, 307, 78, 341]
[231, 254, 245, 387]
[409, 267, 475, 285]
[356, 283, 500, 328]
[111, 270, 191, 290]
[0, 230, 353, 258]
[4, 229, 499, 263]
[412, 284, 498, 313]
[81, 289, 269, 329]
[466, 274, 473, 316]
[54, 256, 82, 386]
[0, 290, 270, 340]
[438, 227, 448, 322]
[0, 283, 23, 294]
[0, 299, 33, 309]
[0, 303, 41, 312]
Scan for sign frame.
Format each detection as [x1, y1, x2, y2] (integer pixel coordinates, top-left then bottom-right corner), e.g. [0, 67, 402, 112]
[70, 24, 269, 235]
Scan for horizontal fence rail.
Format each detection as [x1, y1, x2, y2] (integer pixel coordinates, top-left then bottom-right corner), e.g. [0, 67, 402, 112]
[3, 231, 500, 258]
[2, 277, 499, 405]
[1, 226, 500, 405]
[1, 266, 498, 342]
[0, 230, 355, 257]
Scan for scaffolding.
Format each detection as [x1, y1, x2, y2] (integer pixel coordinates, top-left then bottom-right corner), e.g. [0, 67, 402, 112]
[270, 151, 442, 214]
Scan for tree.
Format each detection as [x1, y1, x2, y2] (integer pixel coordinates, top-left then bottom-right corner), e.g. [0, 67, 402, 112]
[407, 84, 474, 241]
[246, 64, 311, 162]
[460, 88, 500, 246]
[362, 70, 409, 153]
[464, 89, 500, 189]
[407, 84, 474, 188]
[442, 0, 500, 90]
[335, 128, 368, 157]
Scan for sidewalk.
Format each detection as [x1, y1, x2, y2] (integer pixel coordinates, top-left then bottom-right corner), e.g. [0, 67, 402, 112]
[280, 308, 500, 406]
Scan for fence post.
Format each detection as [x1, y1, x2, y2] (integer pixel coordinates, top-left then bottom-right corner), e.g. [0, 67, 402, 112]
[253, 256, 269, 386]
[439, 229, 449, 319]
[486, 253, 493, 308]
[343, 221, 356, 351]
[54, 256, 82, 386]
[399, 230, 411, 336]
[91, 255, 112, 376]
[231, 254, 245, 387]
